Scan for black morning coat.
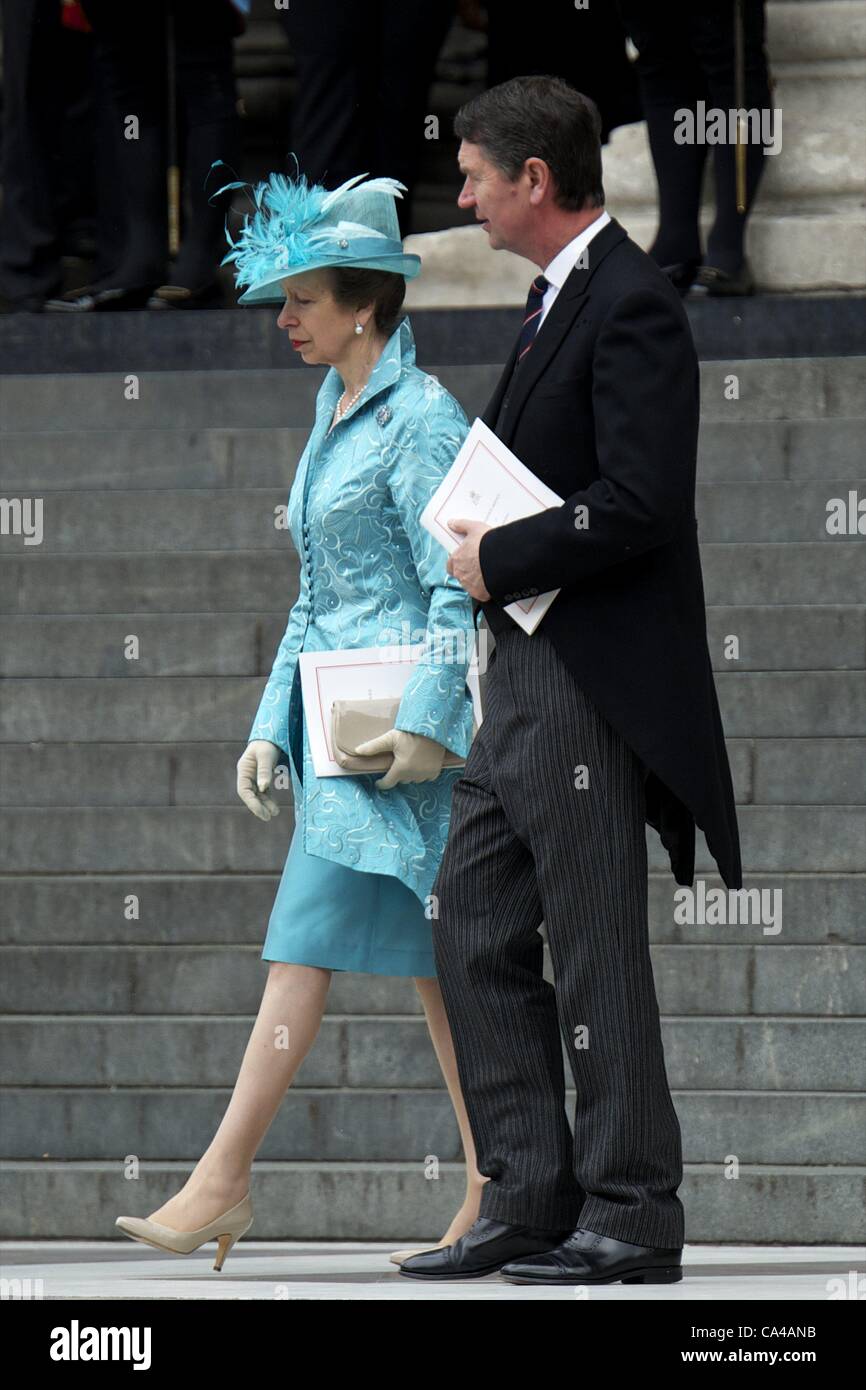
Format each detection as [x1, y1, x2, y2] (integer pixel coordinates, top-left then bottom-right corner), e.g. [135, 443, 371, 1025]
[473, 215, 743, 891]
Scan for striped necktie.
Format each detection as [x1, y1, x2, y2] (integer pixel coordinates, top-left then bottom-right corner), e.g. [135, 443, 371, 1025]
[515, 273, 549, 364]
[493, 272, 550, 437]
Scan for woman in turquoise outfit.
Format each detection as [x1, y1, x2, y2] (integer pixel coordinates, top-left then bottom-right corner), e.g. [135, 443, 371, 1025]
[115, 165, 488, 1270]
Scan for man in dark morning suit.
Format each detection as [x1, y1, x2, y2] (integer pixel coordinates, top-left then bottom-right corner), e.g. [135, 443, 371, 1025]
[399, 76, 742, 1285]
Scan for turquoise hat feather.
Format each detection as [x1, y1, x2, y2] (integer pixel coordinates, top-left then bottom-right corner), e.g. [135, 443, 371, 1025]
[209, 160, 422, 304]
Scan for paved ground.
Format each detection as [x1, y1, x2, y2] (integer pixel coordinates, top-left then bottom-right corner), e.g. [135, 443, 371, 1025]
[2, 1243, 863, 1301]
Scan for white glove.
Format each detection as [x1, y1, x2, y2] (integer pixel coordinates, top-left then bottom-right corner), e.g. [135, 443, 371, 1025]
[236, 740, 282, 821]
[354, 728, 448, 790]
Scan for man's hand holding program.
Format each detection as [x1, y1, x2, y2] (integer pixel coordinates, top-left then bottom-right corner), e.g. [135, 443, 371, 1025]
[446, 517, 492, 600]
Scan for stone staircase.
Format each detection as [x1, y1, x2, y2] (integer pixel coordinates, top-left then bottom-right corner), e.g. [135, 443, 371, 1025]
[0, 340, 864, 1242]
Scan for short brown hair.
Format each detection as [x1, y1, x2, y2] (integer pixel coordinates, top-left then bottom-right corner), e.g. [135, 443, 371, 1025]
[327, 266, 406, 337]
[454, 75, 604, 212]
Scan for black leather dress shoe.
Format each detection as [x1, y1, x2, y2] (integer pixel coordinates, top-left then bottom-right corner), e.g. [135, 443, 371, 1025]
[659, 259, 701, 296]
[500, 1225, 683, 1284]
[44, 282, 160, 312]
[689, 259, 755, 296]
[398, 1216, 574, 1281]
[147, 280, 223, 309]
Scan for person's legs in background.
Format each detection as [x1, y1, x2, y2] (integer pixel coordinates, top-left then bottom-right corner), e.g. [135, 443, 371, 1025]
[276, 0, 370, 188]
[0, 0, 67, 308]
[617, 2, 710, 291]
[277, 0, 454, 235]
[486, 1, 642, 146]
[160, 0, 242, 298]
[76, 0, 169, 295]
[620, 0, 770, 294]
[691, 0, 771, 283]
[376, 0, 455, 236]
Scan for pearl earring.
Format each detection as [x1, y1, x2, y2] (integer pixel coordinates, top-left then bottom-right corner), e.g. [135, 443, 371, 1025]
[354, 321, 363, 335]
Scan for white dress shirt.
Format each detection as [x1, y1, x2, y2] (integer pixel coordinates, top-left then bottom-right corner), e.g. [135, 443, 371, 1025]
[537, 208, 611, 331]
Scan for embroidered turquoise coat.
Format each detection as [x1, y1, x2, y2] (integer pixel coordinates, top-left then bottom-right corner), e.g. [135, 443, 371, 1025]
[247, 315, 476, 907]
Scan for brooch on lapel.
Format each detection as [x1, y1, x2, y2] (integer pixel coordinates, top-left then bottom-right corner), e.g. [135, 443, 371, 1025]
[376, 404, 392, 425]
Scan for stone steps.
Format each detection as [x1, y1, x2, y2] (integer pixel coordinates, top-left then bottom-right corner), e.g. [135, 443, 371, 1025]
[1, 333, 863, 1240]
[3, 417, 865, 489]
[2, 607, 862, 675]
[2, 0, 865, 1242]
[1, 944, 863, 1017]
[2, 480, 865, 550]
[1, 806, 864, 875]
[3, 669, 864, 739]
[2, 542, 864, 611]
[2, 1015, 863, 1087]
[2, 1160, 862, 1243]
[4, 298, 865, 376]
[1, 738, 863, 806]
[1, 1087, 863, 1165]
[1, 357, 863, 431]
[2, 873, 860, 945]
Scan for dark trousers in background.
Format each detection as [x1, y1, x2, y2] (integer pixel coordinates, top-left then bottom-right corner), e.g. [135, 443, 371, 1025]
[486, 0, 642, 142]
[277, 0, 455, 237]
[432, 625, 685, 1249]
[0, 0, 104, 301]
[618, 0, 772, 271]
[79, 0, 240, 289]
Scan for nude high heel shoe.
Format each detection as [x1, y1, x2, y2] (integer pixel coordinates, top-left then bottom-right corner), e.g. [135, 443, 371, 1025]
[115, 1191, 253, 1271]
[390, 1243, 446, 1264]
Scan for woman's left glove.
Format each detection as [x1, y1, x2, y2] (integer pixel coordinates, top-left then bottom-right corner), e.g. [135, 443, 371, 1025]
[354, 728, 447, 790]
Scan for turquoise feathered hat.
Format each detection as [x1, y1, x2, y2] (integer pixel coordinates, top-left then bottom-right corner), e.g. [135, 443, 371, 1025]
[209, 160, 422, 304]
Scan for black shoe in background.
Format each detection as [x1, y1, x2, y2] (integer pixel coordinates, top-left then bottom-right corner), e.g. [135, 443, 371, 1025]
[659, 258, 701, 296]
[690, 259, 756, 296]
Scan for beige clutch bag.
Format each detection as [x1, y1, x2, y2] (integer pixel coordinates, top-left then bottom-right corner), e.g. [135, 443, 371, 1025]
[331, 697, 474, 772]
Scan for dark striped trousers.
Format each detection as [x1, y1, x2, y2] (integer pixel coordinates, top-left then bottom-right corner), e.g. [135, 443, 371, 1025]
[431, 624, 685, 1248]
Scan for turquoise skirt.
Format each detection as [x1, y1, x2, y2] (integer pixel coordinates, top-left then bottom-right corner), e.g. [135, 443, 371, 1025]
[261, 825, 437, 977]
[260, 668, 438, 977]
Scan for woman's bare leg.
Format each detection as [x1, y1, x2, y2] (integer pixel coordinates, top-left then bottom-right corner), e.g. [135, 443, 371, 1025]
[147, 961, 332, 1230]
[413, 974, 490, 1244]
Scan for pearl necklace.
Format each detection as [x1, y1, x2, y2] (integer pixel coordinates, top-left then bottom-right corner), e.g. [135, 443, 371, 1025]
[328, 383, 366, 433]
